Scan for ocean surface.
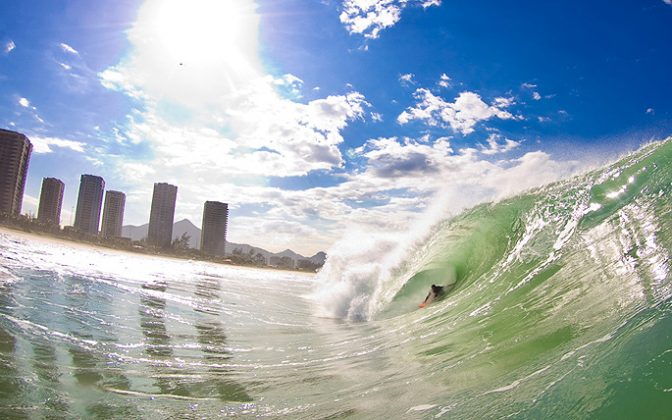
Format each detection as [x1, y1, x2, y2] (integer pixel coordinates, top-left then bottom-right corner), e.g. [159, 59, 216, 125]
[2, 140, 672, 418]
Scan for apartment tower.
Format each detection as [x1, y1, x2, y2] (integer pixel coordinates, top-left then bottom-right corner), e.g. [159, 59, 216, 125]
[74, 174, 105, 235]
[101, 190, 126, 238]
[147, 182, 177, 248]
[37, 177, 65, 226]
[0, 129, 32, 216]
[200, 201, 229, 256]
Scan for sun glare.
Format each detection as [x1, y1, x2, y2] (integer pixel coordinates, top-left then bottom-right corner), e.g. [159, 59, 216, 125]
[129, 0, 262, 105]
[147, 0, 253, 68]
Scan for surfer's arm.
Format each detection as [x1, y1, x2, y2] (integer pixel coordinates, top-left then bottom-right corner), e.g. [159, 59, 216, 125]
[419, 291, 433, 308]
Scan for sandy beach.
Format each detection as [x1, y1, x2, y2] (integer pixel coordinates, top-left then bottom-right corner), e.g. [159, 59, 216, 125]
[0, 225, 316, 276]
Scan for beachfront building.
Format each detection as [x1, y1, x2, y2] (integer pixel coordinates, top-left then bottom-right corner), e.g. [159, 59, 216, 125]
[0, 128, 32, 216]
[37, 177, 65, 226]
[74, 174, 105, 235]
[200, 201, 228, 256]
[101, 190, 126, 238]
[147, 182, 177, 248]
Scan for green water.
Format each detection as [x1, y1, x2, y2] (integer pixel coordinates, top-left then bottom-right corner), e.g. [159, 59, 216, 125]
[1, 139, 672, 418]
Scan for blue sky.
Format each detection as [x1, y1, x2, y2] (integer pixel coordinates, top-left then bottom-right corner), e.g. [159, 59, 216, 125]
[1, 0, 671, 255]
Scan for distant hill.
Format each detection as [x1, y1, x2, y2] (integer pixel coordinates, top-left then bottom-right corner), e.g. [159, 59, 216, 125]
[122, 219, 201, 247]
[122, 218, 326, 264]
[173, 219, 202, 247]
[121, 223, 148, 243]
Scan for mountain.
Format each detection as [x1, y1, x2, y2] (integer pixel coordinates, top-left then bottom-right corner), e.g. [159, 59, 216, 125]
[121, 223, 148, 242]
[121, 219, 324, 262]
[122, 219, 200, 248]
[173, 219, 201, 248]
[276, 249, 304, 260]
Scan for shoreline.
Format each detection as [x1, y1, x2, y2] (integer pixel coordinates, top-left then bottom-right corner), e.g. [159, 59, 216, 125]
[0, 224, 169, 261]
[0, 224, 317, 276]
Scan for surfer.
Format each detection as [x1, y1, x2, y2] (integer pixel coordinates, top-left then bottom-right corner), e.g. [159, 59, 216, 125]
[418, 284, 445, 308]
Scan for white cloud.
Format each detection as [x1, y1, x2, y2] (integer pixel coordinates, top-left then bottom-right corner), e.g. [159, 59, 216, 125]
[4, 40, 15, 54]
[371, 112, 383, 122]
[646, 108, 655, 114]
[15, 96, 47, 124]
[325, 135, 584, 236]
[99, 68, 144, 99]
[52, 42, 101, 94]
[30, 136, 86, 154]
[237, 218, 317, 250]
[354, 136, 450, 178]
[493, 96, 515, 108]
[340, 0, 441, 39]
[228, 88, 370, 175]
[438, 73, 451, 88]
[479, 133, 521, 155]
[398, 89, 516, 135]
[59, 43, 79, 55]
[85, 156, 104, 166]
[522, 83, 543, 101]
[351, 136, 514, 194]
[98, 0, 371, 179]
[399, 73, 415, 85]
[663, 0, 672, 5]
[118, 161, 156, 178]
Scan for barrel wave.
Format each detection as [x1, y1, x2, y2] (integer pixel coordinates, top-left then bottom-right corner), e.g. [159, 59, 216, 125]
[315, 138, 672, 417]
[1, 139, 671, 418]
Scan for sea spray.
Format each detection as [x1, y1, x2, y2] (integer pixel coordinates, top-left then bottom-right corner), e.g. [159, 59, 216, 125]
[311, 230, 411, 320]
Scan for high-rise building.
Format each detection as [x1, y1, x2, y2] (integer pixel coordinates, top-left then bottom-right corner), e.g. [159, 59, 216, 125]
[200, 201, 228, 256]
[0, 129, 32, 216]
[147, 182, 177, 248]
[74, 174, 105, 235]
[101, 190, 126, 238]
[37, 177, 64, 226]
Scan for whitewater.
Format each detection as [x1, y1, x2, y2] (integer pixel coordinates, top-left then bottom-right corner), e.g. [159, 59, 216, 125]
[1, 139, 672, 418]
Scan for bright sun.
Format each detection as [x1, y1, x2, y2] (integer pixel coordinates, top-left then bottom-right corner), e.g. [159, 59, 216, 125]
[146, 0, 253, 68]
[127, 0, 262, 107]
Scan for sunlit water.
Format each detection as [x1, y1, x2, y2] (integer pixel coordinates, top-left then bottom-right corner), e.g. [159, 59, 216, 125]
[1, 234, 440, 418]
[2, 140, 672, 419]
